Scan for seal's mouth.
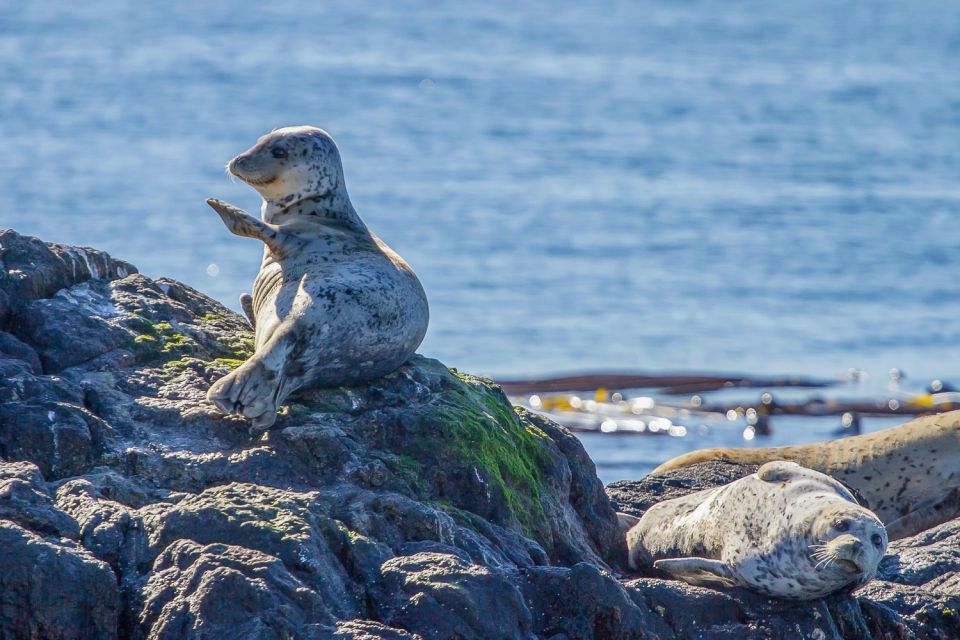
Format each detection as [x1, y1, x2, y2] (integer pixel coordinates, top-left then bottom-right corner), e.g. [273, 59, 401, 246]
[837, 559, 861, 573]
[237, 174, 279, 187]
[227, 156, 279, 187]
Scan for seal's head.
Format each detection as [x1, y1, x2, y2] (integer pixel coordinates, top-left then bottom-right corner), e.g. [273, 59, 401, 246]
[228, 126, 346, 205]
[808, 503, 887, 585]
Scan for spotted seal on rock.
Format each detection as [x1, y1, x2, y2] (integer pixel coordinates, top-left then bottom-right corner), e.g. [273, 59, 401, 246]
[652, 410, 960, 539]
[624, 461, 888, 600]
[205, 126, 429, 430]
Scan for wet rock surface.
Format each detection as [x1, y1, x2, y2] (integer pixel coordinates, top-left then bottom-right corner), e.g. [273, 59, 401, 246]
[0, 228, 956, 640]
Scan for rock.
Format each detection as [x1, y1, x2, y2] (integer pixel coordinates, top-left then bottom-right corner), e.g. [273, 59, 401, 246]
[0, 330, 41, 372]
[2, 227, 959, 640]
[606, 459, 759, 518]
[0, 228, 135, 309]
[143, 483, 368, 620]
[859, 518, 960, 638]
[10, 292, 133, 372]
[330, 620, 423, 639]
[0, 520, 119, 640]
[136, 539, 334, 639]
[0, 460, 79, 538]
[55, 478, 151, 575]
[376, 551, 535, 640]
[521, 563, 670, 639]
[0, 400, 112, 479]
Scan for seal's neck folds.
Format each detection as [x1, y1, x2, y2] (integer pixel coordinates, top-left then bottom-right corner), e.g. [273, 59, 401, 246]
[263, 192, 366, 232]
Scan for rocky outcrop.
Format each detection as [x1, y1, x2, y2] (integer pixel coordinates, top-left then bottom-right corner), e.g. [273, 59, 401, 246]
[0, 227, 958, 639]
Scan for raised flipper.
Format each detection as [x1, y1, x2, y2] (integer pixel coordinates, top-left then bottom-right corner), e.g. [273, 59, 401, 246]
[239, 293, 256, 328]
[206, 198, 287, 256]
[653, 557, 738, 588]
[886, 488, 960, 540]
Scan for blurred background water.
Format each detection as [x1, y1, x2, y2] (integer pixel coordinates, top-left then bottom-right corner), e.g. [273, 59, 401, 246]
[2, 1, 959, 482]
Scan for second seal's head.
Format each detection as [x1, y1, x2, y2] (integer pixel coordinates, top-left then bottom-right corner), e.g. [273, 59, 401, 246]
[228, 126, 346, 204]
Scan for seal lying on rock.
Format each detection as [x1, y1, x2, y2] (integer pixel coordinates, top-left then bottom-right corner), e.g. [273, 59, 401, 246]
[652, 410, 960, 539]
[624, 461, 888, 600]
[206, 126, 429, 430]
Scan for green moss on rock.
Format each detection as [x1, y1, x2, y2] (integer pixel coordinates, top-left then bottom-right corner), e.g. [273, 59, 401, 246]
[212, 357, 245, 370]
[430, 370, 552, 540]
[129, 320, 197, 362]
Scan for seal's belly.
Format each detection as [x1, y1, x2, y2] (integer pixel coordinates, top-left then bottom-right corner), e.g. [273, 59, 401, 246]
[250, 252, 428, 384]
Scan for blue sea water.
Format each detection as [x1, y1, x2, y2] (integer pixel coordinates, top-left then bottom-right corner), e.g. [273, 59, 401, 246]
[2, 1, 959, 481]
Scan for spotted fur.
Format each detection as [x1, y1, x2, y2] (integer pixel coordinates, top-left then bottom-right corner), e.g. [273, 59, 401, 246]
[626, 461, 888, 600]
[652, 411, 960, 539]
[206, 126, 429, 430]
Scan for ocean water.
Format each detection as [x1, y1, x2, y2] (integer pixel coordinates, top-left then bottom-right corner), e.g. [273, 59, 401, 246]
[2, 1, 959, 481]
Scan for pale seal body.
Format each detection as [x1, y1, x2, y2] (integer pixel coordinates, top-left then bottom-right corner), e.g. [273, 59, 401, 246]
[626, 461, 888, 600]
[206, 126, 429, 429]
[652, 410, 960, 539]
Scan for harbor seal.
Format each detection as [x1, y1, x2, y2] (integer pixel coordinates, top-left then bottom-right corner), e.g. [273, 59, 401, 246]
[206, 126, 429, 430]
[652, 410, 960, 539]
[625, 461, 888, 600]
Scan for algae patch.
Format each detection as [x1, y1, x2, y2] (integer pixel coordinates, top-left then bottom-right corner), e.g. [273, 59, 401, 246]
[435, 370, 552, 540]
[129, 319, 197, 362]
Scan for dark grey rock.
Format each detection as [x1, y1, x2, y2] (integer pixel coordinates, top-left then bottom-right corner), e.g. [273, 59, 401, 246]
[0, 520, 119, 640]
[55, 478, 151, 576]
[0, 287, 9, 328]
[0, 460, 79, 538]
[0, 228, 135, 304]
[606, 460, 760, 518]
[376, 552, 534, 640]
[143, 482, 368, 620]
[521, 563, 669, 639]
[0, 330, 41, 372]
[11, 293, 133, 373]
[330, 620, 424, 639]
[0, 401, 112, 479]
[859, 518, 960, 638]
[136, 539, 335, 640]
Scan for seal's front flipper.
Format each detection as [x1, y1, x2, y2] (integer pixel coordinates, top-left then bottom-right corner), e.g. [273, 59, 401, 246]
[239, 293, 256, 328]
[206, 198, 287, 255]
[654, 557, 737, 587]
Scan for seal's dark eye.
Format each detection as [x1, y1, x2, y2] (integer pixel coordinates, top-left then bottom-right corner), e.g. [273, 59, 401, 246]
[271, 148, 288, 159]
[835, 520, 850, 532]
[871, 533, 883, 547]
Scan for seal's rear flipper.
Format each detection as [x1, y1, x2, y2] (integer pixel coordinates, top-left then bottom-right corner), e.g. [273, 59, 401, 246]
[206, 356, 282, 431]
[654, 557, 737, 588]
[617, 512, 641, 535]
[239, 293, 256, 328]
